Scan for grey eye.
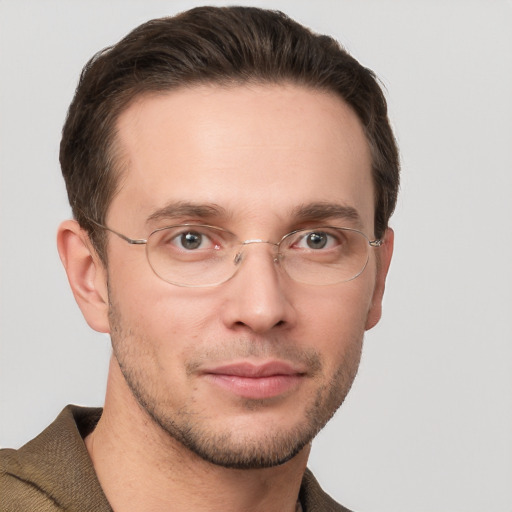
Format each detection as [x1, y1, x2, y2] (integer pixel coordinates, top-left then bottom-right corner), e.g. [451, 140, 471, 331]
[180, 232, 203, 250]
[305, 232, 328, 249]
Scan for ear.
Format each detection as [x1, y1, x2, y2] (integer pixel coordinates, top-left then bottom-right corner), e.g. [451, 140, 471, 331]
[57, 220, 110, 333]
[365, 227, 394, 331]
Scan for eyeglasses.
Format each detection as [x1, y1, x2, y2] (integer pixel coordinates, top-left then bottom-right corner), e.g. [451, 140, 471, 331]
[88, 219, 382, 287]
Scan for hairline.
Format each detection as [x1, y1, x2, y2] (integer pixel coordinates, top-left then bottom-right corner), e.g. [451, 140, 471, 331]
[102, 78, 377, 216]
[91, 80, 384, 265]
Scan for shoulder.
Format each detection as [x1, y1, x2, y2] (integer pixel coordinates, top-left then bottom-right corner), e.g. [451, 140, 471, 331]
[1, 448, 62, 511]
[300, 468, 356, 512]
[0, 405, 109, 512]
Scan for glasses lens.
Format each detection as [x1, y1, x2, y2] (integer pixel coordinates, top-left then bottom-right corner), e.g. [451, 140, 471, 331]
[145, 225, 372, 287]
[280, 227, 370, 285]
[146, 225, 238, 287]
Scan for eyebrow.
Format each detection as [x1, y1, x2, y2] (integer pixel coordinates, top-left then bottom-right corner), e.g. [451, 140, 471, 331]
[146, 201, 228, 224]
[146, 200, 362, 228]
[291, 202, 363, 226]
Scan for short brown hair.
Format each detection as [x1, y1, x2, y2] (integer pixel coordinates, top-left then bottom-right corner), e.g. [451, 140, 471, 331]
[60, 6, 399, 261]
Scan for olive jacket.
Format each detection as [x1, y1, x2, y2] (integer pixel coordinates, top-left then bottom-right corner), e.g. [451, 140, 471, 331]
[1, 405, 352, 512]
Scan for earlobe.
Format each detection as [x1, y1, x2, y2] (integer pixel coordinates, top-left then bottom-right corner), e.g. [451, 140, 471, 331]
[365, 227, 394, 331]
[57, 220, 110, 333]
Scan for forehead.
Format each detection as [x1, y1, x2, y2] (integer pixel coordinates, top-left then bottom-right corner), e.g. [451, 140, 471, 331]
[110, 83, 374, 233]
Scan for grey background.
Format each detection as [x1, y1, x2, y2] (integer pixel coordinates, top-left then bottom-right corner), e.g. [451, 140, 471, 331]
[1, 1, 511, 510]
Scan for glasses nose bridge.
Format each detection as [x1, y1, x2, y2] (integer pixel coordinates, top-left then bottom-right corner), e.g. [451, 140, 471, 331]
[241, 238, 278, 248]
[234, 238, 280, 266]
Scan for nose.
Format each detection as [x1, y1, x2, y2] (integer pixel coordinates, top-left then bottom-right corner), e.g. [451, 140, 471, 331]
[220, 242, 296, 334]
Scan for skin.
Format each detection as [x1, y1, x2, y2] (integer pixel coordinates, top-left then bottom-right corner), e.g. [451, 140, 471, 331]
[58, 83, 394, 512]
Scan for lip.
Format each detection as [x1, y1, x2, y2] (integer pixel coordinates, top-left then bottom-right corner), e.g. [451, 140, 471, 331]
[202, 361, 305, 400]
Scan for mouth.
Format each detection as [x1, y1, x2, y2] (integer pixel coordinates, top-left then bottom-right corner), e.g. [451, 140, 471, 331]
[201, 361, 306, 400]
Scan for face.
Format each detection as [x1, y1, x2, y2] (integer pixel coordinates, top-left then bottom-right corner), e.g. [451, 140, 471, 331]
[102, 84, 389, 468]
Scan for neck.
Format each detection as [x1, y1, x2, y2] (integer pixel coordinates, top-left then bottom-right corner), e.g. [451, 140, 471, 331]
[85, 357, 308, 512]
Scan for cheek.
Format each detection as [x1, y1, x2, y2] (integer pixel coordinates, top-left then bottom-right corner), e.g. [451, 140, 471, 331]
[296, 277, 375, 357]
[108, 268, 219, 360]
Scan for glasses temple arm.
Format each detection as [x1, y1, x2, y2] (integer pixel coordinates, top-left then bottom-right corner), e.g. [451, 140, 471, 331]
[87, 217, 148, 245]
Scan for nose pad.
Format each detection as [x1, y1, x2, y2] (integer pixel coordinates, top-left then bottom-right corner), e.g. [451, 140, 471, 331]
[233, 241, 280, 269]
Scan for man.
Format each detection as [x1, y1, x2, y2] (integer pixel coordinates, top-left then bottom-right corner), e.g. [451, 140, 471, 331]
[0, 6, 398, 511]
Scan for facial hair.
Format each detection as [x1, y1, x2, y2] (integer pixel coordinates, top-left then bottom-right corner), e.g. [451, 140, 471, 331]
[108, 294, 363, 469]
